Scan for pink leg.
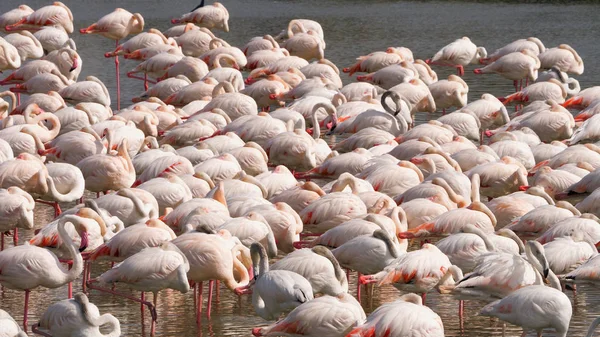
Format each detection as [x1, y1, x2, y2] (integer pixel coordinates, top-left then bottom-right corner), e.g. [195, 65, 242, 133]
[141, 292, 145, 316]
[513, 80, 519, 92]
[23, 290, 30, 332]
[68, 263, 73, 299]
[346, 269, 350, 282]
[144, 73, 149, 91]
[421, 293, 426, 305]
[207, 280, 214, 319]
[16, 93, 20, 106]
[13, 228, 17, 246]
[442, 108, 446, 115]
[115, 40, 120, 110]
[356, 272, 362, 302]
[196, 282, 203, 323]
[1, 232, 4, 251]
[54, 202, 61, 217]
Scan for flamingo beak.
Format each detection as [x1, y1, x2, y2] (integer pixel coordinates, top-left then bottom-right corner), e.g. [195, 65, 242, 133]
[70, 57, 78, 72]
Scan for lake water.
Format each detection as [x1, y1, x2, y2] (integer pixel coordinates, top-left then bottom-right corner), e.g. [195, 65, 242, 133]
[1, 0, 600, 336]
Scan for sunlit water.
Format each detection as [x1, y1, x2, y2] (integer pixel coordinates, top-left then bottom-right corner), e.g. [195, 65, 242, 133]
[1, 0, 600, 336]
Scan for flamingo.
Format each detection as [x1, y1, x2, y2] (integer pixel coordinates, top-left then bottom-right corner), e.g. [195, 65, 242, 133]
[346, 293, 444, 337]
[236, 243, 313, 320]
[505, 201, 580, 234]
[10, 69, 72, 94]
[171, 2, 230, 32]
[4, 31, 44, 61]
[538, 44, 584, 75]
[33, 26, 74, 52]
[428, 74, 469, 112]
[90, 219, 176, 262]
[473, 50, 541, 91]
[43, 47, 82, 81]
[251, 293, 365, 337]
[97, 242, 189, 334]
[0, 36, 21, 71]
[333, 229, 401, 276]
[171, 230, 250, 319]
[481, 37, 545, 64]
[479, 280, 571, 337]
[41, 127, 107, 165]
[0, 5, 33, 32]
[343, 47, 408, 75]
[5, 2, 74, 33]
[443, 241, 552, 300]
[426, 36, 487, 76]
[360, 243, 462, 303]
[58, 76, 111, 107]
[79, 8, 145, 110]
[76, 139, 135, 194]
[565, 254, 600, 283]
[34, 293, 121, 337]
[94, 188, 158, 226]
[0, 187, 34, 251]
[501, 78, 567, 105]
[543, 234, 596, 275]
[0, 214, 87, 331]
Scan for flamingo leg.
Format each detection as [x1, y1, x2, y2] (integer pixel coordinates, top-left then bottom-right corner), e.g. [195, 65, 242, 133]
[196, 282, 203, 324]
[16, 93, 20, 106]
[144, 73, 149, 91]
[68, 263, 73, 299]
[1, 232, 4, 251]
[151, 293, 157, 336]
[421, 292, 426, 305]
[23, 289, 30, 332]
[115, 40, 120, 110]
[216, 280, 220, 302]
[356, 272, 362, 302]
[86, 281, 157, 321]
[207, 280, 214, 319]
[13, 228, 17, 246]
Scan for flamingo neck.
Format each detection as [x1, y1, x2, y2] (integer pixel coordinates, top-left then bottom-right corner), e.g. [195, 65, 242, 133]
[57, 216, 84, 285]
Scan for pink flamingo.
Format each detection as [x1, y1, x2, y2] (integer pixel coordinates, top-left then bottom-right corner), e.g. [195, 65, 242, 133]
[0, 214, 87, 331]
[80, 8, 145, 109]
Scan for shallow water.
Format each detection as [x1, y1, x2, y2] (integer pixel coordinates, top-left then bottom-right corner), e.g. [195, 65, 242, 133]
[1, 0, 600, 336]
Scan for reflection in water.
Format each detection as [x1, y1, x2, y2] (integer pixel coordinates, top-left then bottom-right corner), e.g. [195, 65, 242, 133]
[1, 0, 600, 336]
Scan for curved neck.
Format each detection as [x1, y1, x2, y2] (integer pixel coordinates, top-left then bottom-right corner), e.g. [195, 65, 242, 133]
[251, 245, 269, 278]
[432, 178, 465, 207]
[45, 171, 84, 202]
[469, 226, 496, 251]
[438, 265, 464, 286]
[225, 244, 250, 289]
[57, 215, 84, 283]
[0, 91, 16, 115]
[116, 189, 150, 218]
[391, 206, 408, 233]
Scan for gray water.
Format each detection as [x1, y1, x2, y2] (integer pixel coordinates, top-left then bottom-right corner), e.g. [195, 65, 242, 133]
[1, 0, 600, 336]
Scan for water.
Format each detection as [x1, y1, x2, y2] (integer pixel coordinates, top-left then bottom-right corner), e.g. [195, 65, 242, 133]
[1, 0, 600, 336]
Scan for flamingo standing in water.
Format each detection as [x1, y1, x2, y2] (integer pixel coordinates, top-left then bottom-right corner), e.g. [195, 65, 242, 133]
[251, 293, 365, 337]
[4, 2, 74, 33]
[80, 8, 145, 109]
[33, 293, 121, 337]
[97, 242, 190, 335]
[479, 273, 571, 337]
[346, 293, 444, 337]
[236, 243, 313, 321]
[426, 36, 487, 76]
[0, 214, 87, 331]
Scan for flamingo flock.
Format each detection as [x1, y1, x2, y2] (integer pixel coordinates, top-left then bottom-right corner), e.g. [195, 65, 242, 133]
[1, 1, 600, 337]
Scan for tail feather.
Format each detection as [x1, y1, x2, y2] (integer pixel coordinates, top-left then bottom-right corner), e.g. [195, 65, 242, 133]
[88, 244, 112, 261]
